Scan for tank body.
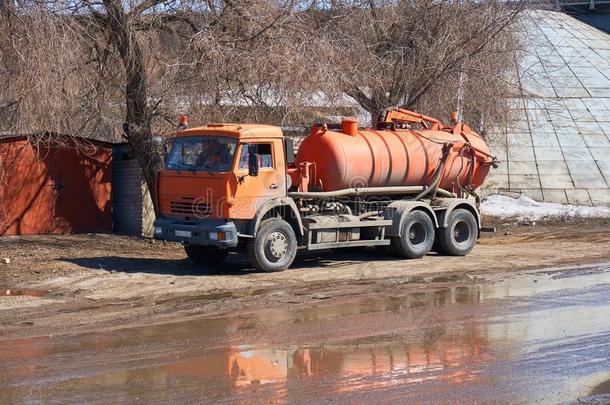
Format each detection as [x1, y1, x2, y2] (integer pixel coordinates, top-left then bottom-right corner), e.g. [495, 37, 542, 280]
[294, 127, 492, 192]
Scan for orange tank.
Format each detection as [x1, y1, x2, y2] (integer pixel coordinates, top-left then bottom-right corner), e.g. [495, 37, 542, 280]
[294, 117, 494, 194]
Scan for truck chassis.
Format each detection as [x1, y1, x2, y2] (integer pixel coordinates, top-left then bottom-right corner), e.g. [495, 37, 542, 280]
[155, 192, 480, 272]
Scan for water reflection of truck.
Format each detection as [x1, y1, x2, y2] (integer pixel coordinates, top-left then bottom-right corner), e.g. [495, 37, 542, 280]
[165, 324, 489, 397]
[153, 109, 496, 272]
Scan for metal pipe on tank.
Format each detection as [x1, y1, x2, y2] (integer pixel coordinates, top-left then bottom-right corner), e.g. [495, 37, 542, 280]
[289, 186, 426, 199]
[341, 117, 359, 136]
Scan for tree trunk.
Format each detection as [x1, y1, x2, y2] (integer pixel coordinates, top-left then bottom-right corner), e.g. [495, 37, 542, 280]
[345, 85, 388, 127]
[103, 0, 163, 214]
[369, 89, 390, 128]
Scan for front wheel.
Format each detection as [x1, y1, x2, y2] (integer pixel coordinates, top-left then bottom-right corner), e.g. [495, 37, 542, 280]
[437, 208, 478, 256]
[390, 210, 435, 259]
[184, 244, 229, 266]
[247, 218, 297, 272]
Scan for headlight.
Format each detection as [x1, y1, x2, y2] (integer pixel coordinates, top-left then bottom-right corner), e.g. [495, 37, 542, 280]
[154, 226, 162, 235]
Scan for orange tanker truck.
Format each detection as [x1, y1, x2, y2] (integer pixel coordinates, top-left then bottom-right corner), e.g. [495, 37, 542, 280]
[153, 108, 497, 272]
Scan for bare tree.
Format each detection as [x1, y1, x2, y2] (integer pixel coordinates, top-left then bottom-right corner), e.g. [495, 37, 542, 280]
[309, 0, 528, 128]
[3, 0, 340, 210]
[0, 0, 529, 215]
[0, 0, 308, 211]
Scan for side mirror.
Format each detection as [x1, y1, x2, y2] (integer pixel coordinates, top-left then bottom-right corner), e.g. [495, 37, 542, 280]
[248, 144, 259, 177]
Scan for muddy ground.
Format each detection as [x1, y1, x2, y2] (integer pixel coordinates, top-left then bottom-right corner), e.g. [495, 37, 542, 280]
[4, 262, 610, 403]
[1, 219, 610, 340]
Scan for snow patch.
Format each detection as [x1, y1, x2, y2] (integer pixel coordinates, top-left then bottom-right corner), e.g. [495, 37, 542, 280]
[481, 195, 610, 221]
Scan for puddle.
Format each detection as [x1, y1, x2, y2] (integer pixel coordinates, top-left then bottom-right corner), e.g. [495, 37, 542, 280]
[1, 287, 46, 298]
[1, 263, 610, 404]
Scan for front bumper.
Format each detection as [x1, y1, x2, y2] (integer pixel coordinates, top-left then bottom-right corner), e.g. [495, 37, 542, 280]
[153, 217, 239, 248]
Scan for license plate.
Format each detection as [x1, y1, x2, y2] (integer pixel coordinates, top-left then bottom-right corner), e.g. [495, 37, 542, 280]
[175, 230, 192, 238]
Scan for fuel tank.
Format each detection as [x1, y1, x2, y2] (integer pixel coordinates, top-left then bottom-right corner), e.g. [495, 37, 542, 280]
[293, 118, 494, 193]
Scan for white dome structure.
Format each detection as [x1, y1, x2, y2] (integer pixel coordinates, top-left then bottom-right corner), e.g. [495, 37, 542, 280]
[485, 10, 610, 206]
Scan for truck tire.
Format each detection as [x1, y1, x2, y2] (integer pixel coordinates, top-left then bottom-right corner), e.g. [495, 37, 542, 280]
[247, 218, 297, 272]
[390, 210, 435, 259]
[437, 208, 478, 256]
[184, 244, 228, 266]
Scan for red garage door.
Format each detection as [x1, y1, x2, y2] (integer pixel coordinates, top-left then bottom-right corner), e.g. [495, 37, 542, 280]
[0, 137, 112, 236]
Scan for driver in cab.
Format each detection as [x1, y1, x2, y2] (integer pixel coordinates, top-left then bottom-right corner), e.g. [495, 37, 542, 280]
[197, 139, 231, 171]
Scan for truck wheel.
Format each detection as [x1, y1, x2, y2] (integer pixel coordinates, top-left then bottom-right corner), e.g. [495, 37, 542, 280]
[184, 244, 228, 266]
[247, 218, 297, 272]
[390, 210, 435, 259]
[437, 209, 478, 256]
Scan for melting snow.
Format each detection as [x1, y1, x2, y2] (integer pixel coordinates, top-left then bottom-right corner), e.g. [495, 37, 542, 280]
[481, 195, 610, 221]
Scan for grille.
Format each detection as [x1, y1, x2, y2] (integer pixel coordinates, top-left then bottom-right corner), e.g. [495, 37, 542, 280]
[170, 199, 211, 217]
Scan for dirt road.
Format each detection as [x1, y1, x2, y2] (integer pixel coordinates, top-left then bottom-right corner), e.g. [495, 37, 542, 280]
[1, 222, 610, 340]
[2, 261, 610, 404]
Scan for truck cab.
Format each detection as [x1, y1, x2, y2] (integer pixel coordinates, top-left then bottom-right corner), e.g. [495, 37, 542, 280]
[154, 124, 303, 270]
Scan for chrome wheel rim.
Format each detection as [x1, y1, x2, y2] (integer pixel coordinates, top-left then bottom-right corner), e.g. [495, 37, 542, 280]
[266, 231, 288, 262]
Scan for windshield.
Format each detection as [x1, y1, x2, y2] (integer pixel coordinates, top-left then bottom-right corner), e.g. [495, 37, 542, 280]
[166, 136, 237, 172]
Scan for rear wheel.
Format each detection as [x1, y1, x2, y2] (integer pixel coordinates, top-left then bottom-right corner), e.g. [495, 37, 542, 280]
[390, 210, 435, 259]
[247, 218, 297, 272]
[437, 208, 478, 256]
[184, 244, 228, 266]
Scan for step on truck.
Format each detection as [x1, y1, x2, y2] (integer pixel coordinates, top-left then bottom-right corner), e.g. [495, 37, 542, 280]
[153, 109, 498, 272]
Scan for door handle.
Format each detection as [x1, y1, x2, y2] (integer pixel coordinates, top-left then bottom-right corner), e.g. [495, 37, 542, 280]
[270, 183, 278, 189]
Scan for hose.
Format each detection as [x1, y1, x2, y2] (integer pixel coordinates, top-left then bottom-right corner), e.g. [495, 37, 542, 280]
[434, 188, 456, 198]
[414, 143, 452, 201]
[455, 146, 482, 207]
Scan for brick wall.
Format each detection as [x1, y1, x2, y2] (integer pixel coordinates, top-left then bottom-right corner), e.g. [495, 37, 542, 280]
[112, 158, 144, 235]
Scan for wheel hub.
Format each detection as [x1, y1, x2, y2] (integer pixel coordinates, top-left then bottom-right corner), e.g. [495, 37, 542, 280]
[453, 220, 470, 243]
[407, 222, 426, 245]
[267, 231, 288, 259]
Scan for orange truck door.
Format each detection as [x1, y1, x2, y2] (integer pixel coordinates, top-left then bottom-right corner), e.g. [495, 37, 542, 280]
[230, 140, 286, 219]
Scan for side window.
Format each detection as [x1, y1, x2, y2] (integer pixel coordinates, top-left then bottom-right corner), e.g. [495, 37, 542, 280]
[258, 144, 273, 168]
[238, 143, 273, 170]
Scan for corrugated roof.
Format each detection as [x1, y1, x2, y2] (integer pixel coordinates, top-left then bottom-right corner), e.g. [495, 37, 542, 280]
[0, 132, 117, 148]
